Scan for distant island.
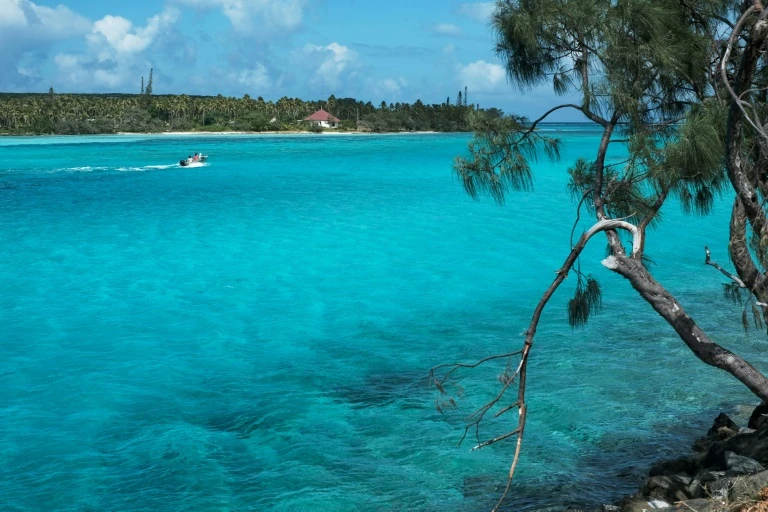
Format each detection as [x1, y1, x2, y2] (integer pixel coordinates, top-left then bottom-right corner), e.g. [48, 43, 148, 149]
[0, 80, 500, 136]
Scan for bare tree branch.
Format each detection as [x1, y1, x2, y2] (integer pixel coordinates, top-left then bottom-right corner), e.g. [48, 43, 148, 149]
[705, 245, 748, 288]
[432, 218, 642, 512]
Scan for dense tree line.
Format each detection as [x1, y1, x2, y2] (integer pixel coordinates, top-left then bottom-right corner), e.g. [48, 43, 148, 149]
[0, 88, 491, 135]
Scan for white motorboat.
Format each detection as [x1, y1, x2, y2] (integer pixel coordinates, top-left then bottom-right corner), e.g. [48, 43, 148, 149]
[179, 153, 209, 167]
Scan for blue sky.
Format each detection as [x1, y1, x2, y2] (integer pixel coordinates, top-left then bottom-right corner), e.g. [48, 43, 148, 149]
[1, 0, 581, 120]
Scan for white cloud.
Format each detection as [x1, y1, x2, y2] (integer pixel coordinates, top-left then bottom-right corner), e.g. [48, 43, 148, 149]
[173, 0, 306, 34]
[232, 63, 271, 89]
[302, 42, 357, 90]
[431, 23, 463, 36]
[0, 0, 90, 36]
[0, 0, 30, 28]
[88, 9, 179, 56]
[457, 2, 495, 22]
[378, 77, 407, 98]
[443, 44, 455, 55]
[55, 8, 180, 89]
[0, 0, 91, 87]
[459, 60, 506, 93]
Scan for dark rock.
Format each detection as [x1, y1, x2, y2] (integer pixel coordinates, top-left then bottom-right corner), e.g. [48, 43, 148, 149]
[657, 498, 727, 511]
[708, 413, 739, 436]
[648, 457, 699, 477]
[619, 497, 669, 512]
[701, 428, 763, 468]
[640, 474, 693, 502]
[693, 416, 738, 453]
[728, 469, 768, 501]
[724, 450, 764, 475]
[749, 402, 768, 430]
[706, 469, 768, 501]
[695, 470, 726, 485]
[687, 476, 703, 499]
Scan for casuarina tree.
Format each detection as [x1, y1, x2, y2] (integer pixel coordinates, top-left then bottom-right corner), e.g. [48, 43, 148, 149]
[431, 1, 768, 509]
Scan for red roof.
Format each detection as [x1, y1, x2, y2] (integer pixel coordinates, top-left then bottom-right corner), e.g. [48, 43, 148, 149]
[304, 108, 340, 122]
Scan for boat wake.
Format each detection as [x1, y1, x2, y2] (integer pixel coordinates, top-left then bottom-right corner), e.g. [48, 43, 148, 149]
[116, 164, 181, 172]
[179, 161, 207, 169]
[49, 163, 200, 173]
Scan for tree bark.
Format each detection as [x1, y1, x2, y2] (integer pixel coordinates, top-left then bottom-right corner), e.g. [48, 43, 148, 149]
[729, 197, 762, 291]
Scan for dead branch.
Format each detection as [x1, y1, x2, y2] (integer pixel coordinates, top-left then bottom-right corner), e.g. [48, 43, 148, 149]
[432, 217, 642, 512]
[705, 245, 748, 288]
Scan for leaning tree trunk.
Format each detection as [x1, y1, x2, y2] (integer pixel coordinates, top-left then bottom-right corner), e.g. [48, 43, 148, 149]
[724, 5, 768, 322]
[604, 253, 768, 403]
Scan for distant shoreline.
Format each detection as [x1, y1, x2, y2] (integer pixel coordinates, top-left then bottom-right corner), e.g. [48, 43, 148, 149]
[0, 130, 444, 137]
[152, 130, 441, 136]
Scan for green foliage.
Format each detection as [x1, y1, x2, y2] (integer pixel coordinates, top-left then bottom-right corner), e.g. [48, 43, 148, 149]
[455, 110, 561, 204]
[568, 276, 602, 328]
[459, 0, 732, 230]
[0, 91, 482, 135]
[657, 103, 729, 216]
[724, 282, 747, 307]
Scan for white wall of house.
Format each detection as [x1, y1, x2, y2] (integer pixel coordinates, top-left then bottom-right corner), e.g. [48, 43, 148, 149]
[308, 120, 338, 129]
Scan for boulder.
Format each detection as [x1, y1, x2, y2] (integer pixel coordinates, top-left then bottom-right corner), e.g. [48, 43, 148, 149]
[717, 428, 768, 466]
[693, 413, 739, 452]
[705, 469, 768, 501]
[619, 497, 670, 512]
[657, 498, 727, 511]
[724, 450, 764, 475]
[702, 428, 763, 468]
[640, 474, 693, 502]
[749, 402, 768, 430]
[648, 457, 699, 477]
[708, 413, 740, 436]
[695, 469, 726, 487]
[727, 469, 768, 501]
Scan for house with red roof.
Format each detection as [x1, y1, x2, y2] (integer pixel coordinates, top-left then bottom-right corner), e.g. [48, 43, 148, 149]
[303, 108, 341, 129]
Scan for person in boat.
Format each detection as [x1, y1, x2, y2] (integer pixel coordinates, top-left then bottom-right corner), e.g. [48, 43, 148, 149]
[193, 153, 199, 162]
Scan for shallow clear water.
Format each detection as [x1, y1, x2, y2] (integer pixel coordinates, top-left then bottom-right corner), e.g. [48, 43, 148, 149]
[0, 130, 762, 511]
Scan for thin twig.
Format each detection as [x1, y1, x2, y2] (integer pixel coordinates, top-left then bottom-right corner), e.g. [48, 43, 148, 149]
[433, 217, 643, 511]
[705, 245, 748, 288]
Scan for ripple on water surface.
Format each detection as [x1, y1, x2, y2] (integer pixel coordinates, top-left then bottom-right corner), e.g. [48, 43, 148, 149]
[0, 131, 758, 511]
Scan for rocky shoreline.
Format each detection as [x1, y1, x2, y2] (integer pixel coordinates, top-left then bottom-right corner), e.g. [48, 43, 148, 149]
[567, 404, 768, 512]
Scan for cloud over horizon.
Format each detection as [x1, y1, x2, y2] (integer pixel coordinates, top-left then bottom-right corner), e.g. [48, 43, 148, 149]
[457, 2, 495, 23]
[55, 7, 181, 90]
[0, 0, 586, 120]
[430, 23, 463, 37]
[0, 0, 91, 87]
[172, 0, 307, 35]
[459, 60, 506, 93]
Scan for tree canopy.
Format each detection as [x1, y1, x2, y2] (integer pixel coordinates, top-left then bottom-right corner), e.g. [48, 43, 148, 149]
[433, 1, 768, 508]
[0, 89, 484, 135]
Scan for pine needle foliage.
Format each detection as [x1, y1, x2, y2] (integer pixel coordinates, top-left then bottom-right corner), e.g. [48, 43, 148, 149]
[568, 276, 603, 328]
[455, 111, 562, 204]
[457, 0, 740, 330]
[441, 3, 768, 507]
[460, 0, 726, 224]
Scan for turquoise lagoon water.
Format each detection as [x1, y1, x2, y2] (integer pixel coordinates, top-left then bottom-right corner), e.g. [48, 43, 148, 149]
[0, 129, 763, 511]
